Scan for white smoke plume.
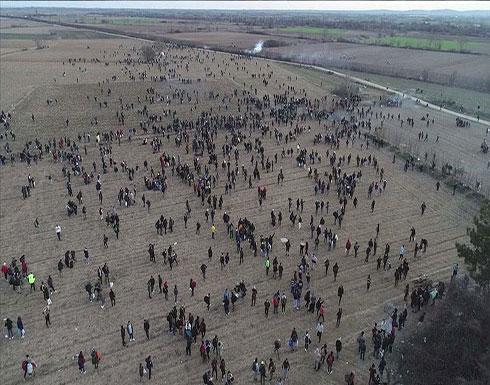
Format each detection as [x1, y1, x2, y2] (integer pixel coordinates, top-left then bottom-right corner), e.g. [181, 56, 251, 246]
[247, 40, 265, 54]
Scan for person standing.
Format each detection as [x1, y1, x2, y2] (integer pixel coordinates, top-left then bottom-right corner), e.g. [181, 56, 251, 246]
[55, 224, 62, 240]
[326, 351, 334, 374]
[335, 338, 342, 358]
[336, 308, 343, 327]
[127, 321, 134, 342]
[139, 363, 144, 383]
[145, 355, 153, 380]
[109, 289, 116, 306]
[304, 331, 312, 351]
[281, 359, 290, 382]
[78, 351, 86, 374]
[17, 316, 25, 338]
[43, 306, 51, 327]
[367, 275, 371, 291]
[121, 325, 126, 346]
[27, 272, 36, 292]
[144, 319, 150, 340]
[252, 358, 259, 382]
[174, 285, 178, 304]
[4, 318, 14, 340]
[264, 298, 270, 317]
[91, 348, 100, 369]
[316, 322, 324, 343]
[204, 293, 210, 311]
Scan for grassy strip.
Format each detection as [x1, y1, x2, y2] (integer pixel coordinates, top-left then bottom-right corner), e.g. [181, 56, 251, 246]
[364, 36, 480, 52]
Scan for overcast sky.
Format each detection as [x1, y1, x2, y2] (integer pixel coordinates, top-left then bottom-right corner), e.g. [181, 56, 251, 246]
[1, 1, 489, 11]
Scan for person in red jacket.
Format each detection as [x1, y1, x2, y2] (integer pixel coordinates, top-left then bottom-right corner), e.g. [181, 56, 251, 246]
[2, 263, 8, 280]
[326, 351, 334, 374]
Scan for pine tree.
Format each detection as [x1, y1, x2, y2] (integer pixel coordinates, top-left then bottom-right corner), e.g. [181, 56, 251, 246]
[456, 203, 490, 293]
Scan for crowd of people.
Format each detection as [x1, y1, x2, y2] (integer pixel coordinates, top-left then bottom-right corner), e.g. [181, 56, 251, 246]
[0, 37, 465, 385]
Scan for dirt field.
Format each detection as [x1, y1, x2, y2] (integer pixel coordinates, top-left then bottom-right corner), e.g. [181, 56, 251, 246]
[165, 32, 295, 51]
[265, 42, 490, 91]
[0, 26, 481, 385]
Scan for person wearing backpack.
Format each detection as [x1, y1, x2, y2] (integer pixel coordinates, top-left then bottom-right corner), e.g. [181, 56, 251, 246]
[91, 348, 100, 369]
[22, 355, 36, 379]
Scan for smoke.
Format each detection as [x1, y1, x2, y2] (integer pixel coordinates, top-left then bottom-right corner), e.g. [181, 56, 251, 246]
[247, 40, 265, 54]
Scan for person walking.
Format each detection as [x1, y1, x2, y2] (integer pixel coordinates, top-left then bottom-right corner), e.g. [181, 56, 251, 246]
[55, 224, 62, 240]
[17, 316, 25, 338]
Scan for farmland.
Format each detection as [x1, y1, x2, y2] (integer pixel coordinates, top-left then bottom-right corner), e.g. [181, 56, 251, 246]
[279, 26, 346, 35]
[364, 36, 481, 52]
[1, 8, 489, 385]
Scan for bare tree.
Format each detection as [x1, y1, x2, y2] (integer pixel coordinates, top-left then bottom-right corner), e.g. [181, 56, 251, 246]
[458, 38, 468, 52]
[140, 46, 156, 63]
[34, 40, 45, 50]
[449, 71, 458, 86]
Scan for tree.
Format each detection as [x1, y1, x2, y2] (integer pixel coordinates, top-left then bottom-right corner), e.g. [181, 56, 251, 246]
[140, 46, 156, 63]
[449, 71, 458, 86]
[34, 40, 45, 50]
[456, 202, 490, 293]
[458, 38, 468, 52]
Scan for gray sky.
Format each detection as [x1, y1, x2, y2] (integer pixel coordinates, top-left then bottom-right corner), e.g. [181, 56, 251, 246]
[1, 1, 489, 11]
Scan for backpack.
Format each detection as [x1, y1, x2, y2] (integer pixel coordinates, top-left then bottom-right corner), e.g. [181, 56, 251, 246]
[96, 351, 101, 360]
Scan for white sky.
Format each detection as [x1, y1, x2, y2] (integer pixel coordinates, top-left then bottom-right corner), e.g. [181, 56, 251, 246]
[1, 1, 489, 12]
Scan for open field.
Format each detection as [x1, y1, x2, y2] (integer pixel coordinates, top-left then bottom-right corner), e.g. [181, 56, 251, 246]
[265, 41, 490, 92]
[279, 27, 346, 35]
[0, 14, 488, 385]
[364, 36, 481, 52]
[5, 14, 488, 93]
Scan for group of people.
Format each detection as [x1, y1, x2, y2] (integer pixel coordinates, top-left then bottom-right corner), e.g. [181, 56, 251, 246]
[1, 35, 462, 385]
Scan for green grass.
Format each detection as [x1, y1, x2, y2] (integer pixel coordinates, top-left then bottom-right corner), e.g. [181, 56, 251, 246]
[365, 36, 481, 52]
[0, 31, 114, 40]
[279, 26, 346, 35]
